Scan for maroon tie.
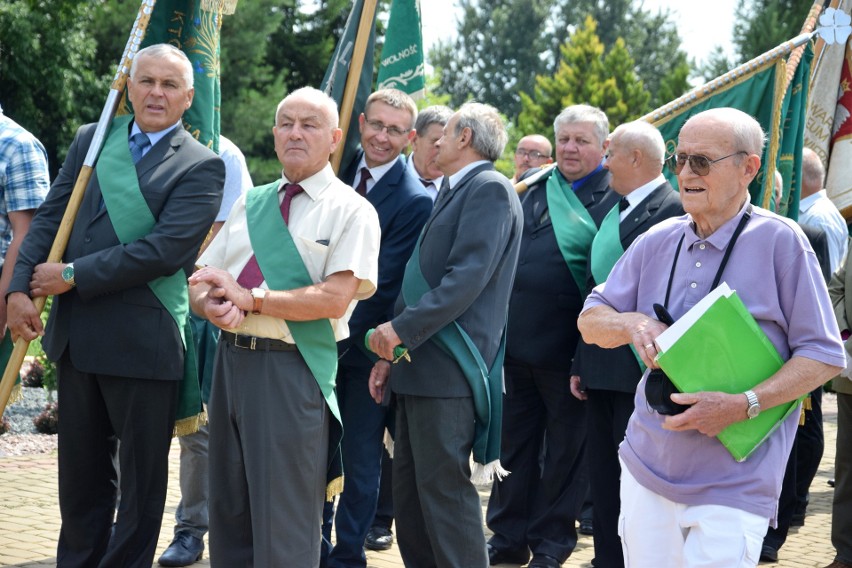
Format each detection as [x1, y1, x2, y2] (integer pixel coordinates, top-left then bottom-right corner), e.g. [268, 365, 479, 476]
[355, 168, 371, 196]
[236, 183, 303, 289]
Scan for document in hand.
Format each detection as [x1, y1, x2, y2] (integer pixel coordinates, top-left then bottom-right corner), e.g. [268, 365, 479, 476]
[654, 282, 800, 462]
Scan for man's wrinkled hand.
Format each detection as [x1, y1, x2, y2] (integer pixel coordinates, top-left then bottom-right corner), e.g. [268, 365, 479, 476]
[29, 263, 72, 297]
[189, 266, 251, 312]
[662, 391, 743, 437]
[570, 375, 587, 401]
[369, 360, 391, 404]
[368, 322, 403, 361]
[6, 292, 44, 342]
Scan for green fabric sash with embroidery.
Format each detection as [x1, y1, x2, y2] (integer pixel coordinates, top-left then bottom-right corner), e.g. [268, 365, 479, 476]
[243, 181, 343, 499]
[401, 238, 506, 468]
[545, 171, 597, 292]
[95, 114, 201, 436]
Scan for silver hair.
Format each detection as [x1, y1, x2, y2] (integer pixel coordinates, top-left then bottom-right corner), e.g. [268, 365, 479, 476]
[453, 102, 508, 162]
[611, 120, 665, 166]
[130, 44, 194, 89]
[415, 105, 453, 135]
[683, 108, 766, 157]
[801, 147, 825, 188]
[553, 104, 609, 147]
[275, 87, 340, 128]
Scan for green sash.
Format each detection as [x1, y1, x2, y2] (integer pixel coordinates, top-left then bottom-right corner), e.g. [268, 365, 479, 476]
[545, 171, 597, 292]
[96, 115, 202, 436]
[243, 182, 343, 498]
[589, 204, 624, 285]
[401, 238, 506, 469]
[588, 203, 646, 371]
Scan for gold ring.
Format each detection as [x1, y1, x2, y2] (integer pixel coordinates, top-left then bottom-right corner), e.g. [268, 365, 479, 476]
[644, 343, 654, 350]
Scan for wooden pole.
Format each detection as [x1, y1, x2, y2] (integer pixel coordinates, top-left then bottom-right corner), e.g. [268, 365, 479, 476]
[330, 0, 378, 173]
[0, 0, 158, 419]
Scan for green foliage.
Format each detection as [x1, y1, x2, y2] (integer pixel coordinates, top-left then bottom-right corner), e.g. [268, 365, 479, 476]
[430, 0, 553, 119]
[517, 17, 650, 141]
[0, 0, 102, 177]
[732, 0, 814, 63]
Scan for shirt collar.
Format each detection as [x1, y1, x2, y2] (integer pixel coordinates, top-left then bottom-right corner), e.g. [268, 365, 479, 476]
[406, 154, 442, 190]
[799, 190, 826, 212]
[447, 159, 490, 190]
[623, 175, 666, 209]
[130, 119, 181, 149]
[561, 162, 605, 191]
[358, 155, 398, 185]
[685, 198, 751, 251]
[280, 163, 337, 200]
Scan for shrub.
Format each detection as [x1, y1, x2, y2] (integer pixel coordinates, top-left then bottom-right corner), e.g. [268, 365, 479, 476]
[22, 359, 45, 388]
[0, 414, 9, 436]
[33, 402, 58, 434]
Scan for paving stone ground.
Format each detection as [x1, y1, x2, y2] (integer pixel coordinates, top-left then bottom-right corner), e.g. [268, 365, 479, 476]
[0, 394, 842, 567]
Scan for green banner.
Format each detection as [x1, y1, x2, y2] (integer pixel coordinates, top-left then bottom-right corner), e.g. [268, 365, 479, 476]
[775, 43, 814, 219]
[130, 0, 222, 152]
[321, 0, 376, 171]
[654, 58, 786, 209]
[376, 0, 425, 98]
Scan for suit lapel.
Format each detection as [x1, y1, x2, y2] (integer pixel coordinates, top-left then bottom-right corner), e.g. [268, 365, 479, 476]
[367, 158, 405, 209]
[423, 162, 493, 235]
[619, 182, 670, 244]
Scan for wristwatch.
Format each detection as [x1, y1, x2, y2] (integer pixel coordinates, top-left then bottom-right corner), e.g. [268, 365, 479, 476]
[250, 287, 267, 315]
[61, 263, 76, 287]
[744, 390, 761, 419]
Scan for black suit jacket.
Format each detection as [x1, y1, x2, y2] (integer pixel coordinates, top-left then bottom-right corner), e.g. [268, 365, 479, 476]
[391, 163, 523, 397]
[338, 153, 433, 362]
[505, 167, 617, 370]
[800, 223, 831, 284]
[9, 122, 224, 381]
[572, 181, 683, 392]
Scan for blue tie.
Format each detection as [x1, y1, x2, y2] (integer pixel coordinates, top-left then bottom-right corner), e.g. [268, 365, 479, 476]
[129, 132, 150, 164]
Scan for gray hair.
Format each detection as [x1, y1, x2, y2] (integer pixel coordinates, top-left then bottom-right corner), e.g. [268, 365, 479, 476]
[801, 147, 825, 189]
[453, 102, 508, 162]
[365, 88, 418, 128]
[275, 87, 340, 128]
[683, 108, 766, 157]
[415, 105, 453, 135]
[553, 104, 609, 147]
[610, 120, 665, 166]
[131, 44, 194, 89]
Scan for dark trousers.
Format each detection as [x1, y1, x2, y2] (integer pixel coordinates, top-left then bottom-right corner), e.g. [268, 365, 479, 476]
[764, 387, 824, 550]
[323, 353, 392, 568]
[373, 447, 394, 530]
[394, 394, 487, 568]
[56, 352, 178, 568]
[585, 388, 635, 568]
[486, 362, 588, 562]
[832, 391, 852, 564]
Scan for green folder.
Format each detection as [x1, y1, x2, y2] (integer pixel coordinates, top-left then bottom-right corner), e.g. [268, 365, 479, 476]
[654, 283, 800, 462]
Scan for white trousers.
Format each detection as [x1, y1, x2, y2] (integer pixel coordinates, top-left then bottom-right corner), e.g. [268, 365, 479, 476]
[619, 460, 769, 568]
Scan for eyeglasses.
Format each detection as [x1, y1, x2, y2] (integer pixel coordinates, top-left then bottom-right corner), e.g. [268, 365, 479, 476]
[364, 119, 410, 138]
[668, 151, 748, 176]
[515, 148, 550, 160]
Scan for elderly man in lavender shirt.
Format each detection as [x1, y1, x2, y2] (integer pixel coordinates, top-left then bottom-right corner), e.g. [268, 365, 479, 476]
[578, 107, 845, 568]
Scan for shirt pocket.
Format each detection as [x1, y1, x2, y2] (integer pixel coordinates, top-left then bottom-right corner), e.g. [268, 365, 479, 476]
[297, 237, 330, 280]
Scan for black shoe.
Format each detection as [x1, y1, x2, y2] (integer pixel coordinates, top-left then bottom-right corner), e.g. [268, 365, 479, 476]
[578, 519, 594, 536]
[364, 526, 393, 551]
[487, 543, 530, 565]
[158, 532, 204, 567]
[759, 543, 778, 563]
[528, 553, 562, 568]
[829, 478, 836, 487]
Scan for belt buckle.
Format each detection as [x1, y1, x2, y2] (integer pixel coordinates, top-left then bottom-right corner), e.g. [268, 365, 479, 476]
[250, 336, 257, 350]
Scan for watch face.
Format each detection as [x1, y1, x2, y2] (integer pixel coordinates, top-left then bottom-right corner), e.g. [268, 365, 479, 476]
[62, 265, 74, 281]
[747, 404, 760, 419]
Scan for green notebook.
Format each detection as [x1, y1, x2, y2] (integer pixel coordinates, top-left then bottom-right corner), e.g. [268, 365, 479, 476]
[654, 283, 800, 462]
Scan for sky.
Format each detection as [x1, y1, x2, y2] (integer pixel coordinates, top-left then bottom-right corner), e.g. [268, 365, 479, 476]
[419, 0, 740, 67]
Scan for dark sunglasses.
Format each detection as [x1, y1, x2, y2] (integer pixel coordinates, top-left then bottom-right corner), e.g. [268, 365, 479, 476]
[667, 151, 748, 176]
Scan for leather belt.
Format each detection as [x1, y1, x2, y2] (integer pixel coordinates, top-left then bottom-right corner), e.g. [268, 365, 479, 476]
[221, 331, 298, 352]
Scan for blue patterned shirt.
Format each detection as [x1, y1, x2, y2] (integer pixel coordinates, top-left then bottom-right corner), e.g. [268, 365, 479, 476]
[0, 114, 49, 263]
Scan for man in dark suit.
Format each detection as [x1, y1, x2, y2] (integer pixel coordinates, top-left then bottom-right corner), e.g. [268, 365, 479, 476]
[485, 104, 617, 568]
[569, 120, 683, 568]
[6, 44, 224, 568]
[369, 102, 523, 568]
[324, 88, 433, 568]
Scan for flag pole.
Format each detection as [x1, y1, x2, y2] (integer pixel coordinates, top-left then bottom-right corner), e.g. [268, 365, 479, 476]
[331, 0, 378, 173]
[640, 32, 815, 126]
[785, 1, 827, 89]
[0, 0, 158, 419]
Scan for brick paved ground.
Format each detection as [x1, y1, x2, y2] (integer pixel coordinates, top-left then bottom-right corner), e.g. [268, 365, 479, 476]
[0, 394, 842, 567]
